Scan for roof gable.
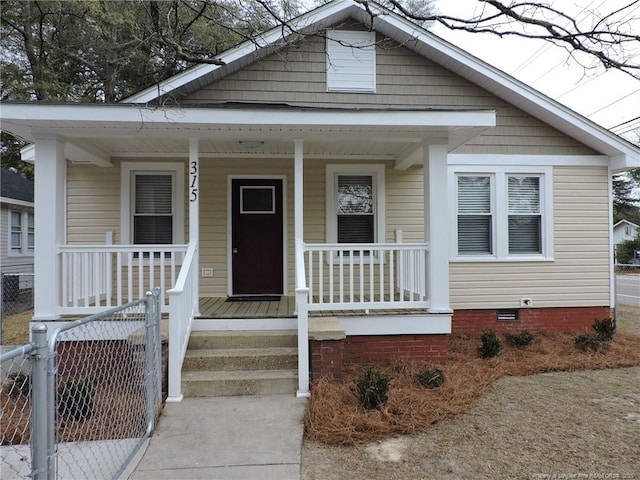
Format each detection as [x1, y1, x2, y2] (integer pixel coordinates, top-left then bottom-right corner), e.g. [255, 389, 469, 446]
[122, 0, 639, 169]
[1, 168, 34, 203]
[614, 219, 639, 229]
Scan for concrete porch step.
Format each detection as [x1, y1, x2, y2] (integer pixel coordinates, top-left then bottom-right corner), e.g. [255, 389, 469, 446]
[187, 330, 297, 350]
[182, 330, 298, 397]
[183, 347, 298, 371]
[182, 369, 298, 397]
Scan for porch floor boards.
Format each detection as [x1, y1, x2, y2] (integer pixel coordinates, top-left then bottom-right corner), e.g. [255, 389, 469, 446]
[198, 296, 427, 319]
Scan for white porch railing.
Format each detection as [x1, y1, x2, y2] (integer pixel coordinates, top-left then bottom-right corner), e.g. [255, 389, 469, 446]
[166, 242, 199, 402]
[302, 242, 429, 312]
[295, 240, 310, 397]
[58, 244, 188, 314]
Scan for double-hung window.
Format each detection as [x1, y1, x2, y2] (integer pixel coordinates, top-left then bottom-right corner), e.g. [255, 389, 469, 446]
[457, 176, 492, 255]
[453, 166, 552, 260]
[9, 210, 34, 256]
[121, 162, 184, 247]
[327, 164, 385, 248]
[133, 174, 173, 244]
[508, 176, 541, 254]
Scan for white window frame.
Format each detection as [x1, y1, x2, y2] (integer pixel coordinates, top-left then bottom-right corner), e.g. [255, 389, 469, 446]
[326, 164, 385, 246]
[326, 30, 376, 93]
[120, 162, 185, 246]
[8, 210, 34, 257]
[449, 165, 553, 262]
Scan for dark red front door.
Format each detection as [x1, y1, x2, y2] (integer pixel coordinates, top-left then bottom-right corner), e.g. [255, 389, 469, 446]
[231, 179, 283, 295]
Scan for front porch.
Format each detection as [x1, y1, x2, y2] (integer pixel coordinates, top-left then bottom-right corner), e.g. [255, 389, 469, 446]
[8, 105, 492, 402]
[198, 296, 431, 319]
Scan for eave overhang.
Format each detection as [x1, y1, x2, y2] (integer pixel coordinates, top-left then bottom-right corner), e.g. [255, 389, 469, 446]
[2, 103, 496, 167]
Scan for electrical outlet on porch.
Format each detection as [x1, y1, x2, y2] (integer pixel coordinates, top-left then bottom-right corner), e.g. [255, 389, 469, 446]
[201, 268, 214, 277]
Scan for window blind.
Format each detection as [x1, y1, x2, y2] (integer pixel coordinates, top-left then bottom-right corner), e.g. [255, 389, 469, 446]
[133, 174, 173, 244]
[337, 175, 374, 243]
[457, 176, 492, 254]
[508, 177, 541, 254]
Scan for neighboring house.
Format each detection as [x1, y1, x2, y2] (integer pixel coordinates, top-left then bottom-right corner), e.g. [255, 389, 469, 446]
[613, 219, 639, 263]
[1, 0, 639, 399]
[613, 219, 639, 247]
[0, 168, 35, 276]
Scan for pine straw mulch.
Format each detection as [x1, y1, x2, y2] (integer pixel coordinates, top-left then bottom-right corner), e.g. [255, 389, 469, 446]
[304, 331, 640, 446]
[1, 381, 148, 446]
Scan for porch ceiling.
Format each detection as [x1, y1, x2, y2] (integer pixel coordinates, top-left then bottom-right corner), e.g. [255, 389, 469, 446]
[3, 103, 495, 167]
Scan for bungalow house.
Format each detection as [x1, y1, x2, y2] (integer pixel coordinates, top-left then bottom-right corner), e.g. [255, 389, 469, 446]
[1, 168, 35, 316]
[1, 0, 639, 400]
[613, 220, 639, 246]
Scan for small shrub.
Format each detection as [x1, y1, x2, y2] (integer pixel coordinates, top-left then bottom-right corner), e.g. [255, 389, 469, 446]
[504, 331, 535, 348]
[575, 333, 606, 352]
[415, 368, 446, 389]
[3, 373, 31, 398]
[57, 379, 96, 421]
[592, 317, 616, 341]
[356, 366, 391, 410]
[478, 329, 502, 358]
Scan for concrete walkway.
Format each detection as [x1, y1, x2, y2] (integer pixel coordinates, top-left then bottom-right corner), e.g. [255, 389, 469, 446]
[127, 395, 307, 480]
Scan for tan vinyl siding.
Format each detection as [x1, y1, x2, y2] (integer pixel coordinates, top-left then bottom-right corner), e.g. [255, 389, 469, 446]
[67, 163, 121, 244]
[183, 34, 595, 156]
[67, 159, 191, 250]
[65, 161, 610, 305]
[450, 166, 611, 309]
[65, 158, 428, 296]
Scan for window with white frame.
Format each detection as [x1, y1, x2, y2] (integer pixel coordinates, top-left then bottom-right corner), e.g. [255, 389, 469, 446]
[326, 30, 376, 93]
[508, 176, 541, 254]
[452, 166, 552, 260]
[121, 162, 184, 246]
[326, 164, 385, 245]
[9, 210, 34, 255]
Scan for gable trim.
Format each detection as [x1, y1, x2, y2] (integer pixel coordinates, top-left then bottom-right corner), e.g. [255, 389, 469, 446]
[115, 0, 639, 169]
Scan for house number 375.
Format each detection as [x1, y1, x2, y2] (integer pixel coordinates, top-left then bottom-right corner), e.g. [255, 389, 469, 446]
[190, 161, 198, 202]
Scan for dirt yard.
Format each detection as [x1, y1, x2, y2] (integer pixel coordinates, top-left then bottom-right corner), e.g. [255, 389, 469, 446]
[302, 305, 640, 480]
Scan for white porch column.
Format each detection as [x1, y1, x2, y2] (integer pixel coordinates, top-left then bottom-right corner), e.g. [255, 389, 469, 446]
[294, 138, 310, 397]
[294, 139, 304, 243]
[32, 136, 66, 320]
[188, 138, 200, 314]
[424, 144, 452, 314]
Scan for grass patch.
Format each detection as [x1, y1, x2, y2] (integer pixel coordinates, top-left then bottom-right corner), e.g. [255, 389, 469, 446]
[1, 310, 33, 345]
[304, 331, 640, 445]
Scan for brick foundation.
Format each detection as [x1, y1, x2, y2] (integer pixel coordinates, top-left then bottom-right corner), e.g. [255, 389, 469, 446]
[309, 306, 614, 383]
[310, 334, 447, 383]
[452, 306, 612, 334]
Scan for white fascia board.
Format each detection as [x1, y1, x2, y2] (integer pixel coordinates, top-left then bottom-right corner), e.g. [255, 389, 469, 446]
[20, 144, 35, 163]
[2, 103, 496, 129]
[19, 138, 112, 167]
[449, 154, 610, 167]
[614, 219, 639, 229]
[65, 141, 113, 167]
[122, 0, 356, 103]
[0, 197, 34, 208]
[359, 3, 640, 166]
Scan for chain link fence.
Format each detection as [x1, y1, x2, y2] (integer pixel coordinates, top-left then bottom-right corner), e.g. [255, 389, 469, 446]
[1, 288, 165, 480]
[1, 274, 34, 319]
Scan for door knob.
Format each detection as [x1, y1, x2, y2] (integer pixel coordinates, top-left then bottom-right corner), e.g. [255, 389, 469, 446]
[232, 247, 238, 254]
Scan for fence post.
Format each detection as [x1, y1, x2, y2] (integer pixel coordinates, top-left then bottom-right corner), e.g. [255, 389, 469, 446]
[145, 287, 162, 434]
[144, 290, 157, 434]
[30, 323, 50, 480]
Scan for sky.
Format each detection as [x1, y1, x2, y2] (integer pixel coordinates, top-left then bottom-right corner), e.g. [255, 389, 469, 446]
[432, 0, 640, 139]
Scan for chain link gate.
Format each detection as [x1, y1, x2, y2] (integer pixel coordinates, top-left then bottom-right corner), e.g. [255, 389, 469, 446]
[1, 288, 163, 479]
